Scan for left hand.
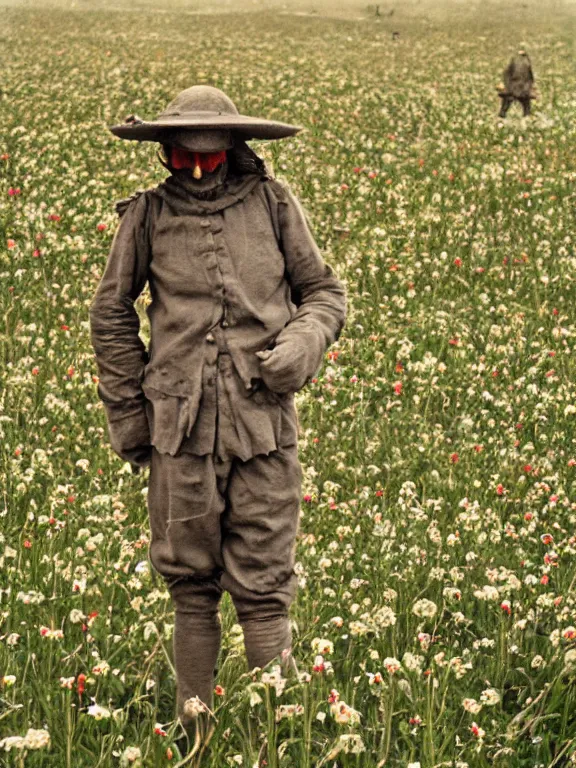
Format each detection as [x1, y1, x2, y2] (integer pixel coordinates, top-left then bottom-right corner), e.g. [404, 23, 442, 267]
[256, 341, 310, 394]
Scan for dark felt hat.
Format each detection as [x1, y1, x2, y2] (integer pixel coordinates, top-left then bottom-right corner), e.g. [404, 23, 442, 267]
[109, 85, 302, 143]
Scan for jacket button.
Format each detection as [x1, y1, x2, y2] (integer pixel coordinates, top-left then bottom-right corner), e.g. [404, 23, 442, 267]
[200, 219, 210, 228]
[221, 319, 229, 328]
[206, 332, 215, 343]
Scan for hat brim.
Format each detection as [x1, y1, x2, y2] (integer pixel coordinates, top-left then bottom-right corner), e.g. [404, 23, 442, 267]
[110, 113, 303, 141]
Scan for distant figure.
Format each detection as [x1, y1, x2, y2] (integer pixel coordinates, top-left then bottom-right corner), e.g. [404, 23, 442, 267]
[392, 31, 400, 40]
[497, 50, 535, 117]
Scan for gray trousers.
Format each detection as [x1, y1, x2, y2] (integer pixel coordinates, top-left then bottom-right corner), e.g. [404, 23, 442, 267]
[499, 95, 532, 117]
[147, 443, 302, 722]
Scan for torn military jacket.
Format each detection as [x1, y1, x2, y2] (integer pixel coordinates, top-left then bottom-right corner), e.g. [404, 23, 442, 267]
[89, 171, 347, 464]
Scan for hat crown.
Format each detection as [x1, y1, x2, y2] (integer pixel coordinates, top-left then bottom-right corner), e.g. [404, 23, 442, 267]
[160, 86, 239, 118]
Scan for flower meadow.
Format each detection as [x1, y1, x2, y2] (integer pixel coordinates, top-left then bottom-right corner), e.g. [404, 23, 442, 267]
[2, 2, 576, 766]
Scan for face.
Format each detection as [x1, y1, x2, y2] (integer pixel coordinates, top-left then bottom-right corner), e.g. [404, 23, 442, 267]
[169, 146, 227, 179]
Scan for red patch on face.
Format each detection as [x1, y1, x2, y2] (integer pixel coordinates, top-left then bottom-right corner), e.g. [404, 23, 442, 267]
[170, 147, 227, 172]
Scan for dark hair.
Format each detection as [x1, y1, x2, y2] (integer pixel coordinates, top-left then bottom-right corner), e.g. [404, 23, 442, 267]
[156, 136, 271, 179]
[228, 137, 270, 178]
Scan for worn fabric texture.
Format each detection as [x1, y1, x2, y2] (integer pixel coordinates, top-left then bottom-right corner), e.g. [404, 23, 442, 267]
[148, 440, 302, 718]
[89, 157, 346, 724]
[502, 53, 534, 99]
[147, 440, 302, 595]
[89, 171, 346, 466]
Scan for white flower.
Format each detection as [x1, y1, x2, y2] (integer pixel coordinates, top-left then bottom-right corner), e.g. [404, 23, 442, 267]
[474, 585, 500, 601]
[383, 657, 402, 674]
[412, 599, 437, 618]
[0, 735, 26, 751]
[91, 660, 110, 676]
[564, 649, 576, 669]
[333, 733, 366, 755]
[330, 701, 361, 725]
[23, 729, 50, 750]
[373, 605, 397, 627]
[275, 704, 304, 722]
[120, 746, 142, 766]
[480, 688, 500, 706]
[402, 652, 424, 673]
[2, 675, 16, 687]
[183, 696, 208, 718]
[311, 637, 334, 655]
[462, 698, 483, 714]
[260, 665, 287, 696]
[68, 609, 85, 623]
[249, 689, 263, 707]
[87, 704, 111, 720]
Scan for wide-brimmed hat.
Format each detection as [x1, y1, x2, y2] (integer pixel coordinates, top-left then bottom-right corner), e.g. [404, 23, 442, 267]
[109, 85, 302, 143]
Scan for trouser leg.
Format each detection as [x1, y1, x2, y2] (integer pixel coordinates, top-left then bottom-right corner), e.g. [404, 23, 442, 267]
[499, 95, 513, 117]
[219, 444, 302, 673]
[521, 97, 531, 116]
[147, 448, 229, 721]
[169, 577, 224, 720]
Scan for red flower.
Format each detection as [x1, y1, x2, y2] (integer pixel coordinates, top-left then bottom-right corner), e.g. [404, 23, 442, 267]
[8, 187, 21, 196]
[97, 223, 107, 232]
[7, 239, 16, 249]
[23, 540, 32, 549]
[450, 452, 459, 463]
[393, 381, 402, 395]
[48, 214, 61, 222]
[33, 249, 41, 258]
[327, 689, 340, 704]
[496, 484, 505, 496]
[76, 674, 86, 696]
[214, 685, 225, 696]
[453, 257, 462, 267]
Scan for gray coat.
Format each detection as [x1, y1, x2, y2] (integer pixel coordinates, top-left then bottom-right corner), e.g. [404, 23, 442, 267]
[503, 54, 534, 99]
[89, 172, 346, 465]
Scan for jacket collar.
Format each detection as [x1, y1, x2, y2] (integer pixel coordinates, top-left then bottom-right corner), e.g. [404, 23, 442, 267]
[151, 172, 262, 215]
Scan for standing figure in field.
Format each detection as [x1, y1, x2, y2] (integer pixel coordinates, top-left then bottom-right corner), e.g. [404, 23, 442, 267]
[498, 49, 535, 117]
[88, 85, 346, 751]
